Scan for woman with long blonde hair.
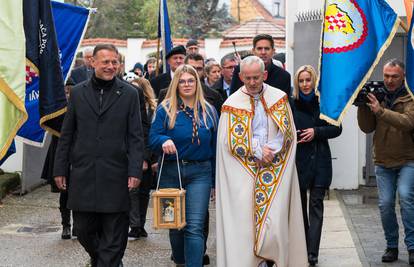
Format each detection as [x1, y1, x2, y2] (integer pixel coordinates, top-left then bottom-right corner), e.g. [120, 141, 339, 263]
[149, 64, 218, 266]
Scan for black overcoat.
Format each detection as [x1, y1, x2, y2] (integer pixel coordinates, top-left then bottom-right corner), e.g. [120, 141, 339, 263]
[291, 97, 342, 189]
[53, 78, 144, 213]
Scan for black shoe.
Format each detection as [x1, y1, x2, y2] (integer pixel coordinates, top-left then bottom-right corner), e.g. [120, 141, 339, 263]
[308, 254, 318, 266]
[139, 227, 148, 238]
[128, 227, 140, 239]
[203, 254, 210, 265]
[409, 249, 414, 265]
[382, 248, 398, 262]
[61, 226, 71, 239]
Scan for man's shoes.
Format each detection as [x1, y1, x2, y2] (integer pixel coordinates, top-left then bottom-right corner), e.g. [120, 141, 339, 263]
[203, 254, 210, 265]
[61, 226, 71, 239]
[381, 248, 398, 262]
[128, 227, 141, 239]
[139, 227, 148, 238]
[308, 254, 318, 266]
[409, 249, 414, 265]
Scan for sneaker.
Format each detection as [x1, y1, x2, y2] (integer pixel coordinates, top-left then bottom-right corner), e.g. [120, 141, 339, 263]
[128, 227, 140, 239]
[409, 249, 414, 265]
[61, 226, 71, 239]
[139, 227, 148, 238]
[382, 248, 398, 262]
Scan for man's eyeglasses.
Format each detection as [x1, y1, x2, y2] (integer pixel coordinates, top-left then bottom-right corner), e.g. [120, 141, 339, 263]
[178, 79, 196, 85]
[223, 66, 236, 70]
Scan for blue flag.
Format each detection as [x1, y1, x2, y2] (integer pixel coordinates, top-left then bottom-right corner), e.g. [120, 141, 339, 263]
[19, 0, 89, 145]
[407, 5, 414, 96]
[158, 0, 173, 73]
[317, 0, 399, 125]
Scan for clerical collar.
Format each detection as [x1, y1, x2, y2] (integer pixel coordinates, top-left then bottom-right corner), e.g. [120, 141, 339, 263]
[242, 85, 265, 99]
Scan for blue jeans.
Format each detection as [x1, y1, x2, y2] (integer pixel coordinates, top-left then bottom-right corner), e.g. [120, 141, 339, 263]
[376, 162, 414, 250]
[159, 160, 212, 267]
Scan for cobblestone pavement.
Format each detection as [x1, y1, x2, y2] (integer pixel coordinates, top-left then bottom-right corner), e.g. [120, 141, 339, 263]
[0, 185, 216, 267]
[337, 187, 411, 267]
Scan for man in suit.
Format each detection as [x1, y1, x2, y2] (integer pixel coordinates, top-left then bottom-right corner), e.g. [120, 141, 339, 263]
[158, 53, 223, 115]
[230, 34, 291, 96]
[211, 54, 238, 101]
[70, 48, 94, 85]
[54, 44, 144, 267]
[150, 45, 186, 97]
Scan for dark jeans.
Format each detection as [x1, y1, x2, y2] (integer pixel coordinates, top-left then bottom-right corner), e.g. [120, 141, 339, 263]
[300, 187, 326, 257]
[159, 160, 212, 267]
[73, 211, 129, 267]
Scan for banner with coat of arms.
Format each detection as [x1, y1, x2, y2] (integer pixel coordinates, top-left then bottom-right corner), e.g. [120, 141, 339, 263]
[317, 0, 400, 125]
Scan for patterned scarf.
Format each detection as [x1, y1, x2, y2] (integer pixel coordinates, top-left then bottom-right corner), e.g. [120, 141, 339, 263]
[179, 103, 201, 145]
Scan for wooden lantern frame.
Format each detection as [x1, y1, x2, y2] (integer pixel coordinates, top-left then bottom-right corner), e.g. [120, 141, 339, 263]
[152, 152, 186, 230]
[152, 188, 186, 229]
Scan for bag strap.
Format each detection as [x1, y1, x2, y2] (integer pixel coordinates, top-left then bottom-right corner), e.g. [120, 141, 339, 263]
[155, 151, 183, 191]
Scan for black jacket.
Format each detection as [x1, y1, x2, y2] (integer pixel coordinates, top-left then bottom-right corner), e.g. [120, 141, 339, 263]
[157, 82, 224, 115]
[291, 96, 342, 189]
[150, 72, 171, 98]
[230, 62, 291, 96]
[211, 77, 229, 101]
[69, 65, 93, 85]
[53, 77, 144, 213]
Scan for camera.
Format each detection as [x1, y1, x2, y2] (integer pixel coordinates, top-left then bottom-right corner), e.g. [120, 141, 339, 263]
[353, 81, 387, 107]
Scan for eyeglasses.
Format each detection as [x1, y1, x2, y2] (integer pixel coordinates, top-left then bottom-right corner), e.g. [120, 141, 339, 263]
[178, 79, 196, 85]
[223, 66, 236, 70]
[193, 67, 204, 71]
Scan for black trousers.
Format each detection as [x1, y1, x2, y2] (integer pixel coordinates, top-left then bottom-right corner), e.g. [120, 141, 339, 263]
[129, 185, 150, 228]
[59, 191, 71, 227]
[300, 187, 326, 257]
[73, 211, 129, 267]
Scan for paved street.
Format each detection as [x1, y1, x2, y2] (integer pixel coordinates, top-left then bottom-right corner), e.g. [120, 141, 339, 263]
[0, 184, 406, 267]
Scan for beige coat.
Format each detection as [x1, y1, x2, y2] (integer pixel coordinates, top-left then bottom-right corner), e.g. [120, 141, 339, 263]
[216, 85, 307, 267]
[357, 93, 414, 168]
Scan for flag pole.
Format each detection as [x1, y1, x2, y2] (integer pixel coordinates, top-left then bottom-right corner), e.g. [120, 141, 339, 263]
[401, 20, 410, 33]
[156, 37, 161, 77]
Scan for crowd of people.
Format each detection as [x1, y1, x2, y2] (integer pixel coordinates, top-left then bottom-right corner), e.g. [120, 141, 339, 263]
[39, 33, 414, 267]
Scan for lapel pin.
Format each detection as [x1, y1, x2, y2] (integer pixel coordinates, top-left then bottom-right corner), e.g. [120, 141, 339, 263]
[116, 90, 121, 95]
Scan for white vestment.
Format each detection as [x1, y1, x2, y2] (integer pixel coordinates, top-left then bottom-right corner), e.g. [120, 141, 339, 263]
[216, 84, 307, 267]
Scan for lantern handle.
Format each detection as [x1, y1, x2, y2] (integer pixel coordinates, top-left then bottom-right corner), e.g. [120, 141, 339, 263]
[155, 151, 183, 191]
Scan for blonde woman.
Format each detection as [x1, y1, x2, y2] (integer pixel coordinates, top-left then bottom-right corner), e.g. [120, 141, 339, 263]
[291, 65, 342, 266]
[149, 64, 218, 266]
[204, 60, 221, 88]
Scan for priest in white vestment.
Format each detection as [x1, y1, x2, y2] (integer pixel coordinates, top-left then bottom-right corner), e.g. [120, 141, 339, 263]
[216, 56, 307, 267]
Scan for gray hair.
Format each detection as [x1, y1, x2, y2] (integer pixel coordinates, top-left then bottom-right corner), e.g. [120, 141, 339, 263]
[384, 58, 405, 72]
[220, 54, 237, 67]
[240, 56, 265, 73]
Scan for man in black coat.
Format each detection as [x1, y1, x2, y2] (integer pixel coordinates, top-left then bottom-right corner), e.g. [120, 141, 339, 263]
[70, 48, 94, 85]
[54, 44, 144, 267]
[158, 53, 224, 115]
[230, 34, 291, 96]
[150, 45, 186, 97]
[211, 54, 238, 101]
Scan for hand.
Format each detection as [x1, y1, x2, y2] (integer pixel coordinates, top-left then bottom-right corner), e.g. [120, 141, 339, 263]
[366, 93, 382, 114]
[54, 176, 67, 191]
[128, 177, 140, 190]
[210, 188, 216, 202]
[162, 139, 177, 154]
[151, 162, 158, 174]
[262, 145, 275, 163]
[298, 128, 315, 143]
[143, 161, 148, 171]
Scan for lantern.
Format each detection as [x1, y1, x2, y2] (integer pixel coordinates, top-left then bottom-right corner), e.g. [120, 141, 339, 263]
[152, 188, 186, 229]
[152, 153, 186, 230]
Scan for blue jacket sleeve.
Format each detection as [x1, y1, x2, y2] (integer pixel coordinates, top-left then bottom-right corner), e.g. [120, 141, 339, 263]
[149, 106, 171, 154]
[210, 107, 219, 188]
